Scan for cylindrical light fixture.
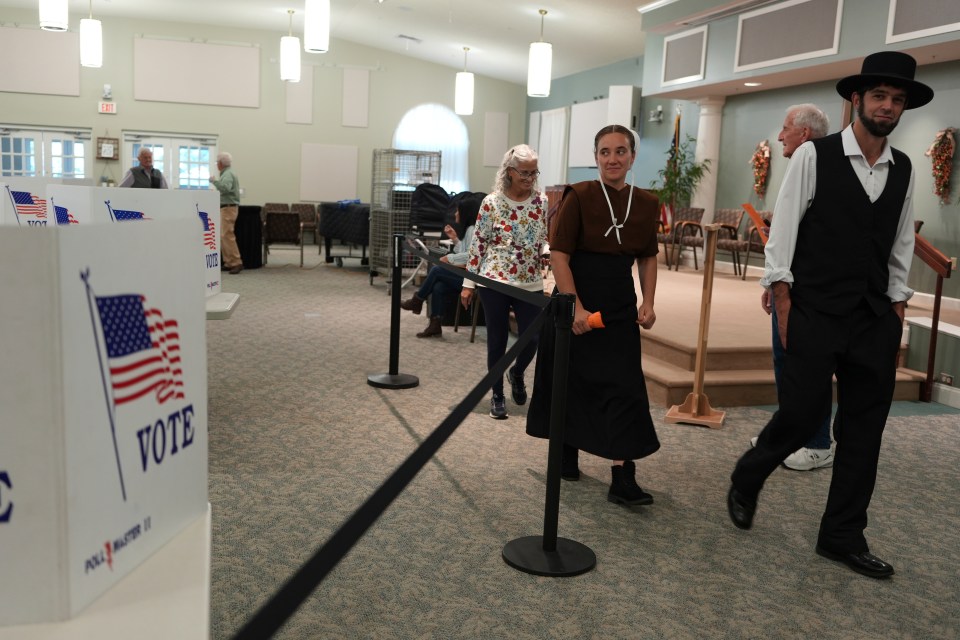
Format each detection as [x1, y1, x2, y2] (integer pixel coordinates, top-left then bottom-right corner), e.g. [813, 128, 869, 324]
[304, 0, 330, 53]
[39, 0, 68, 31]
[79, 0, 102, 68]
[454, 47, 474, 116]
[280, 9, 301, 82]
[527, 9, 552, 98]
[80, 18, 103, 67]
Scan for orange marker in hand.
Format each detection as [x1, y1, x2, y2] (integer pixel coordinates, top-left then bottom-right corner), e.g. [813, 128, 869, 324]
[587, 312, 605, 329]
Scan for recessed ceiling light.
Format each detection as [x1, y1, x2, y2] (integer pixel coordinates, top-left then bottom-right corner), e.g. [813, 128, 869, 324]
[744, 82, 762, 87]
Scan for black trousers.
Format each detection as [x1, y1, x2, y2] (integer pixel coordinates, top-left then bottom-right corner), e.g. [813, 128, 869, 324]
[731, 299, 902, 552]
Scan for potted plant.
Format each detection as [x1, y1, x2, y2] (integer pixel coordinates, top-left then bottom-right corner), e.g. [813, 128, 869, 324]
[651, 134, 711, 215]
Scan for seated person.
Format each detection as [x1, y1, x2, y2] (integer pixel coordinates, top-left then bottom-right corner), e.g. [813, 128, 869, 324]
[400, 193, 485, 338]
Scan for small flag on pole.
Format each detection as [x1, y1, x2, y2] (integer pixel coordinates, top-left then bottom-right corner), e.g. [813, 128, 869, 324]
[94, 294, 184, 406]
[198, 210, 217, 250]
[11, 190, 47, 219]
[54, 203, 79, 225]
[112, 208, 146, 221]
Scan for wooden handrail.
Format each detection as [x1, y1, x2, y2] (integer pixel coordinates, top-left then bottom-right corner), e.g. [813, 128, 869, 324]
[913, 232, 953, 402]
[914, 232, 952, 279]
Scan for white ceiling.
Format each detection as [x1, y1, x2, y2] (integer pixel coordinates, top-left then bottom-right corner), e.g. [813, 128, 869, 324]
[1, 0, 652, 85]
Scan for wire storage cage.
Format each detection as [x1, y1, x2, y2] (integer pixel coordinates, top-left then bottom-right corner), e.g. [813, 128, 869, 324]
[369, 149, 441, 285]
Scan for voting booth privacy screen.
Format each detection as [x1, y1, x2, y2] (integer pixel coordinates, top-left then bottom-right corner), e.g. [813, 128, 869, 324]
[0, 215, 209, 625]
[1, 180, 221, 297]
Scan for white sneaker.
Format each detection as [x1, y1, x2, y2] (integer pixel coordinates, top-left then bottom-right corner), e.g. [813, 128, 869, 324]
[783, 447, 834, 471]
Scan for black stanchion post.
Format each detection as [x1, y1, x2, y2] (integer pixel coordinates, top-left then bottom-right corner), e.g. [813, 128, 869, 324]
[368, 233, 419, 389]
[502, 293, 596, 577]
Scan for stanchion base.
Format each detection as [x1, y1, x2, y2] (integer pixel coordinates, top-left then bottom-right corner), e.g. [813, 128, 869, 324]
[502, 536, 596, 577]
[665, 392, 725, 428]
[367, 373, 419, 389]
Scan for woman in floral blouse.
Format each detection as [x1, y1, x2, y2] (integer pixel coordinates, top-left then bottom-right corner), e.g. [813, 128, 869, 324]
[461, 144, 548, 420]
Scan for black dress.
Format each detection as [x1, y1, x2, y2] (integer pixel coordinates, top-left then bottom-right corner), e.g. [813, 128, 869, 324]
[527, 219, 660, 460]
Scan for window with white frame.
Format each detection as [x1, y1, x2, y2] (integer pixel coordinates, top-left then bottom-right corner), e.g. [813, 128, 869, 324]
[0, 126, 91, 179]
[393, 104, 469, 194]
[123, 132, 218, 190]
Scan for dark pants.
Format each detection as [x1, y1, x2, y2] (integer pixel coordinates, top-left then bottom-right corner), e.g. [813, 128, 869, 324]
[772, 307, 832, 449]
[417, 266, 464, 317]
[477, 287, 541, 397]
[733, 300, 902, 552]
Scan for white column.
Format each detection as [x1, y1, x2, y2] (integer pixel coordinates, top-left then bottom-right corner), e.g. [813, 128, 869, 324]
[691, 96, 726, 224]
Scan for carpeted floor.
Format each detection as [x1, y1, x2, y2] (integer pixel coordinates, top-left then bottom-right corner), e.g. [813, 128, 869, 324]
[207, 247, 960, 639]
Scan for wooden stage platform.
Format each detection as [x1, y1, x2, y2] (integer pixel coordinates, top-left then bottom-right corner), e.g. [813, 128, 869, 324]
[638, 260, 937, 407]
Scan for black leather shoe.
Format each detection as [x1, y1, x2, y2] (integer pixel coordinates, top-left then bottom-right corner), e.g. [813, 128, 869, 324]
[727, 486, 756, 530]
[815, 546, 895, 579]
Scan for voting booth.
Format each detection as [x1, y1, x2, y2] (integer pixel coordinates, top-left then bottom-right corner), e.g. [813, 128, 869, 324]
[0, 219, 209, 625]
[2, 181, 222, 298]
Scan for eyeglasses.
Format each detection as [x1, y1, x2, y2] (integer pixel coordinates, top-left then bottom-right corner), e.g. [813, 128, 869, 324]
[509, 167, 540, 179]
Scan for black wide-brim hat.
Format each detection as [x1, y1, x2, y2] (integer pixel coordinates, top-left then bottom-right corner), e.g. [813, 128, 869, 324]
[836, 51, 934, 109]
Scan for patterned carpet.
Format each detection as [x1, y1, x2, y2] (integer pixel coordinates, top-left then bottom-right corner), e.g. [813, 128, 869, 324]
[207, 247, 960, 639]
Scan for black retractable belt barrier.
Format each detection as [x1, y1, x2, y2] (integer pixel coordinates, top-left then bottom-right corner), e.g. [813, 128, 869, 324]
[232, 299, 548, 640]
[501, 293, 597, 577]
[232, 246, 575, 638]
[368, 233, 419, 389]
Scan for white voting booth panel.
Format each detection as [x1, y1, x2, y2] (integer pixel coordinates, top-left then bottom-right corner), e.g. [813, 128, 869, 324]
[0, 219, 208, 626]
[0, 177, 92, 227]
[2, 181, 222, 297]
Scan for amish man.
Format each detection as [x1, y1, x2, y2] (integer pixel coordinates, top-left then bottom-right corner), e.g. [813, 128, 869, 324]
[727, 51, 933, 579]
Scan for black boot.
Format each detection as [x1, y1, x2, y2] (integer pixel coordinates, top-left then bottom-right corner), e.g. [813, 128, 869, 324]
[400, 294, 424, 315]
[416, 316, 442, 338]
[608, 460, 653, 506]
[561, 444, 580, 481]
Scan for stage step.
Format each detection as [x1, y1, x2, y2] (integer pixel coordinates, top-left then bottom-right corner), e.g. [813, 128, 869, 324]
[641, 333, 924, 408]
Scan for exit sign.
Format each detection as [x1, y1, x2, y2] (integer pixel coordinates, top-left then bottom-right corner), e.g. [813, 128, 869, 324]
[98, 101, 117, 115]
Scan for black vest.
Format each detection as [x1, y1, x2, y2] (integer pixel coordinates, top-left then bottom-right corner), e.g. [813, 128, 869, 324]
[131, 167, 164, 189]
[790, 132, 910, 316]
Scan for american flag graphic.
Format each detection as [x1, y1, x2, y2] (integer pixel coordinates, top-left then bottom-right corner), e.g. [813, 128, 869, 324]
[55, 204, 79, 225]
[11, 190, 47, 219]
[198, 210, 217, 250]
[95, 294, 184, 407]
[112, 208, 146, 221]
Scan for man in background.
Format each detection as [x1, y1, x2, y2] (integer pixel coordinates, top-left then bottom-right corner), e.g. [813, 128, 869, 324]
[753, 103, 834, 471]
[210, 152, 243, 275]
[119, 148, 169, 189]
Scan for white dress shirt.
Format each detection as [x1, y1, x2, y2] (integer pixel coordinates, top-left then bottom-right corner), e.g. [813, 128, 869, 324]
[761, 124, 915, 303]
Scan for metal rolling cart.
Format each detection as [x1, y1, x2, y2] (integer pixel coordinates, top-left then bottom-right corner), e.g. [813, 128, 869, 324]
[368, 149, 441, 286]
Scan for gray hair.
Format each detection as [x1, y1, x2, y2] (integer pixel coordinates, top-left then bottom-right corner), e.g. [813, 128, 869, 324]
[217, 152, 233, 167]
[493, 144, 539, 194]
[786, 104, 829, 139]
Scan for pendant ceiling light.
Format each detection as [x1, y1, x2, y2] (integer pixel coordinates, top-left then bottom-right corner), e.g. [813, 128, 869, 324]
[39, 0, 68, 31]
[79, 0, 103, 68]
[280, 9, 301, 82]
[527, 9, 552, 98]
[304, 0, 330, 53]
[454, 47, 474, 116]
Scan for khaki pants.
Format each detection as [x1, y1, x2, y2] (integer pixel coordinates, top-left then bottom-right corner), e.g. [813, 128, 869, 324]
[220, 205, 242, 269]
